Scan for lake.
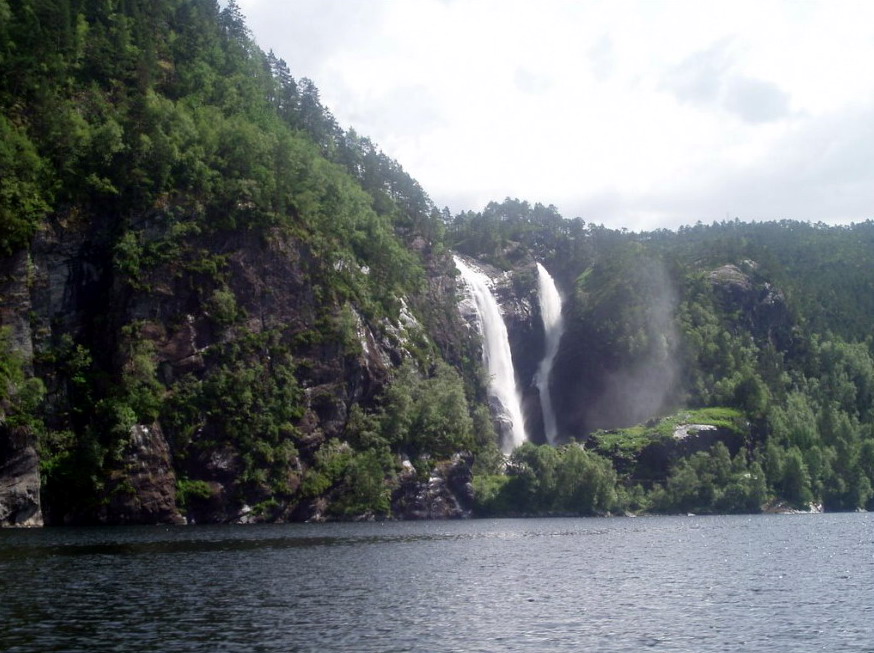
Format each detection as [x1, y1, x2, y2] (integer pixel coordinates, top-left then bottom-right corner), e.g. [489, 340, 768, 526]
[1, 513, 872, 652]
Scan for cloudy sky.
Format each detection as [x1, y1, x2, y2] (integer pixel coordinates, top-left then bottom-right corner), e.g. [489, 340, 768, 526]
[236, 0, 874, 230]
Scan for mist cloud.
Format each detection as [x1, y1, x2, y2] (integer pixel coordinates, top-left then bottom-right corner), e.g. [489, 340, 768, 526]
[586, 258, 680, 430]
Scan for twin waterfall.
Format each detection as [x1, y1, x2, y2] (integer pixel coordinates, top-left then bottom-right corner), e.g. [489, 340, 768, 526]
[454, 256, 564, 452]
[454, 257, 528, 452]
[535, 262, 564, 445]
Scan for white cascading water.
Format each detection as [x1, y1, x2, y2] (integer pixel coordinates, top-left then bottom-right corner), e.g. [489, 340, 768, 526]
[453, 256, 527, 452]
[535, 262, 564, 444]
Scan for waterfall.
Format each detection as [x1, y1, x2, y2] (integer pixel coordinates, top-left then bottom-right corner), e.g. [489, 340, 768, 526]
[453, 256, 527, 452]
[535, 262, 564, 444]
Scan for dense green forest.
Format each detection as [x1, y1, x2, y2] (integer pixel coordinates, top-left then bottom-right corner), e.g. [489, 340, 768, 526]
[0, 0, 490, 524]
[451, 202, 874, 514]
[1, 0, 873, 525]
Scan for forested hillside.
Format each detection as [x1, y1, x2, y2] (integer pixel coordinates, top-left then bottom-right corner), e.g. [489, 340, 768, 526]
[451, 202, 874, 515]
[1, 1, 873, 526]
[0, 0, 496, 525]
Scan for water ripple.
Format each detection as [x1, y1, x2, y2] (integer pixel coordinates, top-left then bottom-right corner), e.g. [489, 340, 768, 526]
[1, 513, 871, 652]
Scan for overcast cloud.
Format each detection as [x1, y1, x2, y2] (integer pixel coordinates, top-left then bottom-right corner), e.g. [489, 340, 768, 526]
[237, 0, 874, 230]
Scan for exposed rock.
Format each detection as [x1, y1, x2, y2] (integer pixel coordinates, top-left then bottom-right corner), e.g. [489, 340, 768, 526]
[0, 188, 478, 526]
[445, 455, 476, 509]
[549, 253, 683, 439]
[182, 444, 246, 524]
[762, 499, 824, 514]
[289, 496, 329, 523]
[0, 425, 43, 527]
[671, 424, 745, 457]
[2, 216, 121, 527]
[0, 250, 34, 367]
[672, 423, 717, 440]
[633, 424, 748, 482]
[708, 264, 753, 292]
[391, 455, 474, 519]
[182, 481, 227, 525]
[708, 263, 792, 348]
[494, 262, 547, 444]
[454, 255, 548, 443]
[99, 424, 184, 525]
[28, 211, 113, 356]
[0, 250, 43, 527]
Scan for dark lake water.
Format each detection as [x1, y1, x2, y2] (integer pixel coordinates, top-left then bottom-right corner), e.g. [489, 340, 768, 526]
[1, 513, 872, 652]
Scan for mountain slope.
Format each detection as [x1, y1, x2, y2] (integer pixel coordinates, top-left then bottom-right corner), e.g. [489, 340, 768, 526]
[0, 0, 495, 525]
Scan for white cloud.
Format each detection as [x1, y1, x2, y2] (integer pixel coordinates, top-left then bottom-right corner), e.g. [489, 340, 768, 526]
[661, 40, 792, 125]
[722, 77, 791, 124]
[661, 39, 733, 106]
[238, 0, 874, 230]
[587, 34, 616, 84]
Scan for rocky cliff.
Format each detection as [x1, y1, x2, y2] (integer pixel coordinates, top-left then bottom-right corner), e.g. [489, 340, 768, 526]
[491, 261, 548, 444]
[452, 245, 796, 451]
[0, 0, 502, 526]
[708, 262, 794, 350]
[0, 426, 42, 527]
[0, 203, 485, 525]
[453, 255, 551, 445]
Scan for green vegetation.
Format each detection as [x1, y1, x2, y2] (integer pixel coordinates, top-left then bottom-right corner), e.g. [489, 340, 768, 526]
[648, 443, 768, 514]
[379, 360, 478, 459]
[475, 442, 619, 516]
[591, 408, 746, 462]
[176, 478, 214, 510]
[2, 2, 873, 522]
[0, 328, 45, 429]
[450, 201, 874, 515]
[0, 0, 474, 522]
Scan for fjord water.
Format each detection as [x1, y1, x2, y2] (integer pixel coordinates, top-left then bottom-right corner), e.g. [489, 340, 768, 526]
[453, 256, 527, 451]
[535, 262, 564, 444]
[2, 514, 872, 652]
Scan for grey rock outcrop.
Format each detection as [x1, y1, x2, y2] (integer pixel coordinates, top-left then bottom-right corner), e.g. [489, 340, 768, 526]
[391, 456, 475, 519]
[491, 261, 547, 443]
[454, 255, 548, 444]
[0, 425, 42, 527]
[708, 263, 792, 347]
[0, 250, 43, 527]
[100, 423, 185, 525]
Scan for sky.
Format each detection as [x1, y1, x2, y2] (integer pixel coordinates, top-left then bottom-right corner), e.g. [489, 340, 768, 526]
[236, 0, 874, 231]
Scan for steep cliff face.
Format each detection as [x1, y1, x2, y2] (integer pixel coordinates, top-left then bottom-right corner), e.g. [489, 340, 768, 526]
[0, 250, 45, 527]
[389, 455, 475, 520]
[0, 426, 42, 527]
[708, 263, 794, 349]
[99, 424, 184, 525]
[0, 198, 482, 525]
[491, 261, 548, 444]
[0, 0, 505, 526]
[453, 250, 795, 447]
[548, 251, 681, 439]
[453, 255, 550, 445]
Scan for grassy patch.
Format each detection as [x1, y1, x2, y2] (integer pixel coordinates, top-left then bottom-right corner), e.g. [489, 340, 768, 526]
[590, 406, 747, 459]
[591, 425, 660, 458]
[681, 407, 746, 432]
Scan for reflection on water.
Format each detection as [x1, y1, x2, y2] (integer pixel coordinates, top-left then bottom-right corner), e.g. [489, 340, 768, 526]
[1, 514, 872, 652]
